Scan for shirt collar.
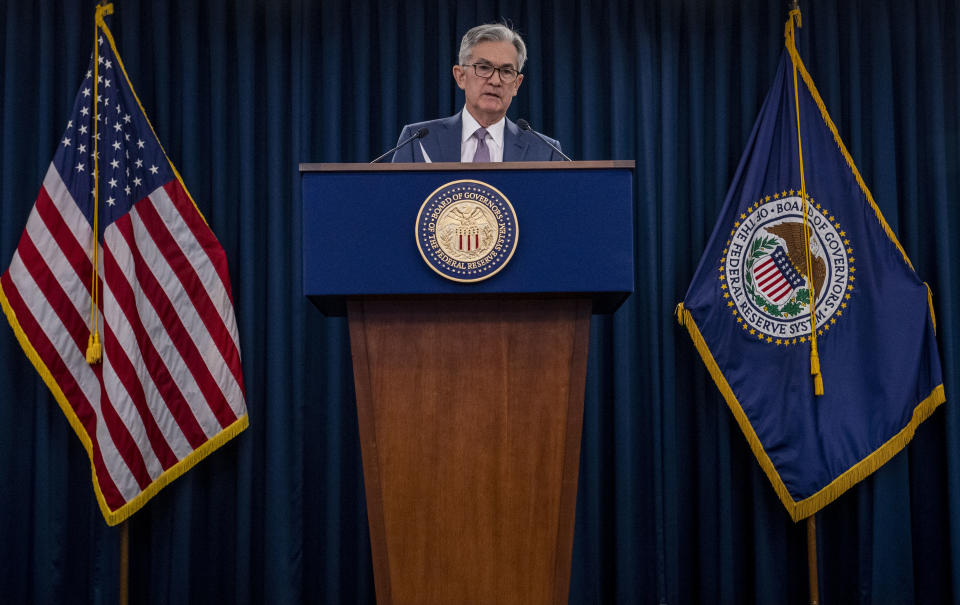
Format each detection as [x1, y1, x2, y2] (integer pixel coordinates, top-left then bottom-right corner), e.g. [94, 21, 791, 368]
[461, 108, 506, 150]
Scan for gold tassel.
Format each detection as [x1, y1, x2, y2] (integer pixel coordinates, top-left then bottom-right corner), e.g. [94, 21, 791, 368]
[810, 342, 823, 395]
[787, 6, 824, 397]
[675, 303, 685, 325]
[86, 331, 102, 364]
[84, 2, 113, 368]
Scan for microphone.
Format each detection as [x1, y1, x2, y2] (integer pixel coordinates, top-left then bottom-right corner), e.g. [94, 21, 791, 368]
[516, 119, 573, 161]
[370, 128, 429, 163]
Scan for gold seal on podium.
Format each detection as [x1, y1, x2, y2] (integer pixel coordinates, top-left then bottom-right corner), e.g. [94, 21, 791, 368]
[415, 179, 518, 283]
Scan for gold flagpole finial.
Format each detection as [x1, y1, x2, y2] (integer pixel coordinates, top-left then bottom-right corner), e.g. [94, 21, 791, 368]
[96, 1, 114, 23]
[785, 4, 802, 46]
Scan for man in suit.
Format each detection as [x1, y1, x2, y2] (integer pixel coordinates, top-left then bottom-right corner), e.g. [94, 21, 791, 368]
[391, 22, 564, 163]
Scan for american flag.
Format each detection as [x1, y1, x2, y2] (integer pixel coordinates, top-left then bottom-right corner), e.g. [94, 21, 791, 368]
[0, 16, 247, 525]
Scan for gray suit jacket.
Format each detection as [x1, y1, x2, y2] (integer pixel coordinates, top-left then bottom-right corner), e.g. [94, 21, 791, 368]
[390, 112, 565, 162]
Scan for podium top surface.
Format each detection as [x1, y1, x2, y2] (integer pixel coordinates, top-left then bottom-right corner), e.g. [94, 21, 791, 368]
[299, 160, 635, 173]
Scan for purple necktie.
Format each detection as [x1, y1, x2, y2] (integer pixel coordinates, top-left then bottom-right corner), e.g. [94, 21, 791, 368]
[472, 128, 490, 162]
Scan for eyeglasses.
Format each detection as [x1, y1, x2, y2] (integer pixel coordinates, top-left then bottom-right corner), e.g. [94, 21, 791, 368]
[461, 63, 520, 83]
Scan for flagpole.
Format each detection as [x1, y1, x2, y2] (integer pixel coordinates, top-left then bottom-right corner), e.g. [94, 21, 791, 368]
[806, 514, 819, 605]
[120, 520, 130, 605]
[792, 0, 818, 598]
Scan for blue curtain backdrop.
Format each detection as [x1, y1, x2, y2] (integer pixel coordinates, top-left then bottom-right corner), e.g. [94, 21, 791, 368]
[1, 1, 958, 603]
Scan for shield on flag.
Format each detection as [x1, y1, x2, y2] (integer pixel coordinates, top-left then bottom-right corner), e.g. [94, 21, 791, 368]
[752, 245, 804, 304]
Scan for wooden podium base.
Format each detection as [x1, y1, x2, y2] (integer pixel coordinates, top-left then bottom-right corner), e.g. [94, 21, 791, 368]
[348, 297, 591, 604]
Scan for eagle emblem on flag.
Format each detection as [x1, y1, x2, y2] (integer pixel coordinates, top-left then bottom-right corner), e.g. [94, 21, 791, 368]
[723, 193, 853, 344]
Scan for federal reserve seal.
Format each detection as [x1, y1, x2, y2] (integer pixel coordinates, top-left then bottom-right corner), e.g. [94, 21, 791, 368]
[415, 179, 518, 282]
[722, 191, 855, 345]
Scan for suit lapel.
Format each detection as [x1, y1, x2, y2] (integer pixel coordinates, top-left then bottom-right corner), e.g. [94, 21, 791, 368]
[421, 113, 463, 162]
[503, 118, 528, 161]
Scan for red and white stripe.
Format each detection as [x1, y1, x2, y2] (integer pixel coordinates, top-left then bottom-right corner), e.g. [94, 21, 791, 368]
[754, 256, 792, 303]
[1, 163, 246, 513]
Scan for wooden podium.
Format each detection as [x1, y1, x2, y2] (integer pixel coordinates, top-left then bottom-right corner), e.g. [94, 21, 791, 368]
[301, 161, 634, 604]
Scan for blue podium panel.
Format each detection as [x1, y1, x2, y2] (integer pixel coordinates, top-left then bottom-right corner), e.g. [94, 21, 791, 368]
[301, 162, 634, 315]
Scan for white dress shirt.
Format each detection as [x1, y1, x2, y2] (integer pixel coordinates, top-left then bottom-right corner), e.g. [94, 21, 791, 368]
[459, 109, 506, 162]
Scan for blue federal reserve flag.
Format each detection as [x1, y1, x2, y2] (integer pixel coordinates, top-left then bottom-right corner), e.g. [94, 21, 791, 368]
[677, 14, 944, 521]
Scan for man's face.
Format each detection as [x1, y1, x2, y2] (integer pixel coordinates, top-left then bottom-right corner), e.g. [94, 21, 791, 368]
[452, 40, 524, 127]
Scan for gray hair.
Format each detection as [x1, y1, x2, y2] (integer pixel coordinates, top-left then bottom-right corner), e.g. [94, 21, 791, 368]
[457, 23, 527, 72]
